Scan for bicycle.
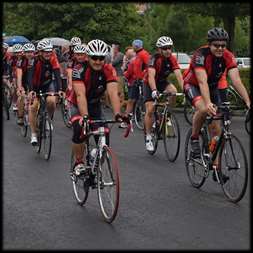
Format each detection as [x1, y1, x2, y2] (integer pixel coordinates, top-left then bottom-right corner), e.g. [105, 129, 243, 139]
[184, 102, 248, 203]
[133, 80, 145, 130]
[2, 75, 13, 120]
[70, 115, 132, 223]
[59, 92, 72, 128]
[35, 91, 59, 160]
[146, 91, 182, 162]
[19, 92, 30, 138]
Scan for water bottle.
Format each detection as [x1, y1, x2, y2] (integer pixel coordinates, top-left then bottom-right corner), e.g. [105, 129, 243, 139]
[209, 136, 219, 153]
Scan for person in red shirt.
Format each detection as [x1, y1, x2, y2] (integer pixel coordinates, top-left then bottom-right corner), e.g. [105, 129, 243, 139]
[27, 39, 63, 145]
[183, 27, 251, 182]
[68, 39, 128, 176]
[143, 36, 184, 152]
[16, 43, 36, 125]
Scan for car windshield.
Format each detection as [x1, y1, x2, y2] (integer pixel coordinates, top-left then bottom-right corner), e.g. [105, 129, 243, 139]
[243, 58, 250, 66]
[176, 54, 191, 63]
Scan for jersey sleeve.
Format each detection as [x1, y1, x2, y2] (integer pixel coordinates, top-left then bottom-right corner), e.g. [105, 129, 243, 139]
[169, 55, 180, 70]
[191, 48, 206, 69]
[103, 64, 118, 83]
[50, 54, 60, 69]
[223, 49, 238, 70]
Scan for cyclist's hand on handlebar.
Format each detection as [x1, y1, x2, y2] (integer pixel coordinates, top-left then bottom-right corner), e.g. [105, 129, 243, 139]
[206, 102, 217, 116]
[58, 90, 65, 98]
[151, 89, 160, 100]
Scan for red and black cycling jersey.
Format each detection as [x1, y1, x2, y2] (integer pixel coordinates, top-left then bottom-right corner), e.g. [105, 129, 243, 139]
[67, 61, 118, 105]
[16, 56, 35, 87]
[145, 53, 180, 84]
[27, 54, 62, 92]
[183, 45, 237, 89]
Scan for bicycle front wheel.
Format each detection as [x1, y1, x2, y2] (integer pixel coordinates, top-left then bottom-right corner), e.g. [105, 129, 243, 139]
[134, 99, 145, 130]
[219, 134, 248, 203]
[97, 146, 120, 223]
[70, 151, 89, 206]
[183, 99, 194, 126]
[163, 112, 180, 162]
[42, 116, 52, 160]
[185, 128, 207, 188]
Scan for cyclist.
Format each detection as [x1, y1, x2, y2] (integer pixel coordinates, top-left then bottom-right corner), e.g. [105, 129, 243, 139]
[183, 27, 251, 181]
[67, 39, 127, 176]
[10, 43, 24, 112]
[2, 42, 12, 85]
[27, 39, 63, 145]
[16, 43, 36, 125]
[143, 36, 184, 152]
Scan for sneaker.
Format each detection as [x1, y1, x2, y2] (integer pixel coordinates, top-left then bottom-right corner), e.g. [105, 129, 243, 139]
[17, 117, 24, 126]
[118, 122, 127, 129]
[190, 139, 201, 159]
[30, 134, 38, 146]
[45, 121, 53, 131]
[12, 104, 18, 112]
[212, 170, 229, 184]
[145, 135, 154, 152]
[73, 163, 87, 176]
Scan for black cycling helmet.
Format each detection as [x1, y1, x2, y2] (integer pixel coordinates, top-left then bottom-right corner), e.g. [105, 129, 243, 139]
[207, 27, 229, 42]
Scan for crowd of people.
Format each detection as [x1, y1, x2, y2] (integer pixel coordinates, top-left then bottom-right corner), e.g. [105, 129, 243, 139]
[2, 27, 251, 179]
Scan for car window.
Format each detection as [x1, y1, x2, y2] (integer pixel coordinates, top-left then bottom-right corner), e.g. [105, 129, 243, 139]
[243, 58, 250, 66]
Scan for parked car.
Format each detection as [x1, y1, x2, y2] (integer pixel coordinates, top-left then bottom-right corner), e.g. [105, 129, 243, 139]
[172, 52, 191, 69]
[236, 57, 250, 68]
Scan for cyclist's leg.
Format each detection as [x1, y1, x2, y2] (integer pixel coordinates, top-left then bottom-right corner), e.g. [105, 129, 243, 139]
[165, 82, 177, 106]
[17, 89, 25, 121]
[125, 85, 138, 114]
[28, 97, 39, 142]
[46, 81, 57, 120]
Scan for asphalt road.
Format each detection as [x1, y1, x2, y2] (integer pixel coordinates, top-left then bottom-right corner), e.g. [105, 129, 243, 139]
[3, 107, 250, 250]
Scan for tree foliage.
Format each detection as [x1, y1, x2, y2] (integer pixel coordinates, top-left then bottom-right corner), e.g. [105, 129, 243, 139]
[3, 2, 250, 56]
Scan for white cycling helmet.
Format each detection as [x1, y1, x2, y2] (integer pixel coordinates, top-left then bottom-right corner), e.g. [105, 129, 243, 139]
[86, 39, 108, 56]
[37, 39, 53, 51]
[13, 43, 23, 53]
[73, 44, 86, 54]
[156, 36, 173, 48]
[23, 43, 35, 52]
[70, 36, 82, 46]
[3, 42, 9, 49]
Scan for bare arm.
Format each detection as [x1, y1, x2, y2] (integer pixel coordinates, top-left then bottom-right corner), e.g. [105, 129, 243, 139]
[72, 80, 88, 116]
[67, 68, 73, 90]
[228, 68, 250, 108]
[16, 68, 23, 90]
[148, 67, 157, 91]
[106, 81, 121, 116]
[195, 68, 216, 115]
[173, 69, 184, 91]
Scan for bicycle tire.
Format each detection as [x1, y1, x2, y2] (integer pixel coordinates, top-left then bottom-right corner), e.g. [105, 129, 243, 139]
[97, 146, 120, 223]
[183, 99, 194, 126]
[42, 116, 52, 160]
[70, 151, 90, 206]
[3, 92, 10, 120]
[185, 128, 207, 188]
[219, 134, 248, 203]
[245, 109, 251, 135]
[4, 85, 13, 110]
[61, 98, 72, 128]
[20, 119, 28, 137]
[134, 99, 145, 130]
[36, 115, 43, 153]
[163, 112, 180, 162]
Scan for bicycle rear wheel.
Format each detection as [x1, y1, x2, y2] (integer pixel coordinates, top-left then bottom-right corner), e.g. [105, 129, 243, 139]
[134, 99, 145, 130]
[97, 146, 120, 223]
[219, 134, 248, 203]
[42, 116, 52, 160]
[185, 128, 207, 188]
[163, 112, 180, 162]
[61, 98, 72, 128]
[70, 151, 89, 206]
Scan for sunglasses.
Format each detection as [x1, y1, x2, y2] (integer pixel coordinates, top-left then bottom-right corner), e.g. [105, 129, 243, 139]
[211, 43, 226, 49]
[90, 55, 105, 61]
[161, 46, 173, 50]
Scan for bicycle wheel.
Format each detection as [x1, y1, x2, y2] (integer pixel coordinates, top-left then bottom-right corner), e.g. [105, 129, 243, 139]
[70, 151, 89, 206]
[134, 99, 145, 130]
[4, 85, 13, 110]
[97, 146, 120, 223]
[219, 134, 248, 203]
[163, 112, 180, 162]
[61, 98, 72, 128]
[42, 116, 52, 160]
[245, 109, 251, 135]
[3, 91, 10, 120]
[184, 128, 207, 188]
[36, 115, 43, 153]
[183, 99, 194, 125]
[20, 114, 28, 137]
